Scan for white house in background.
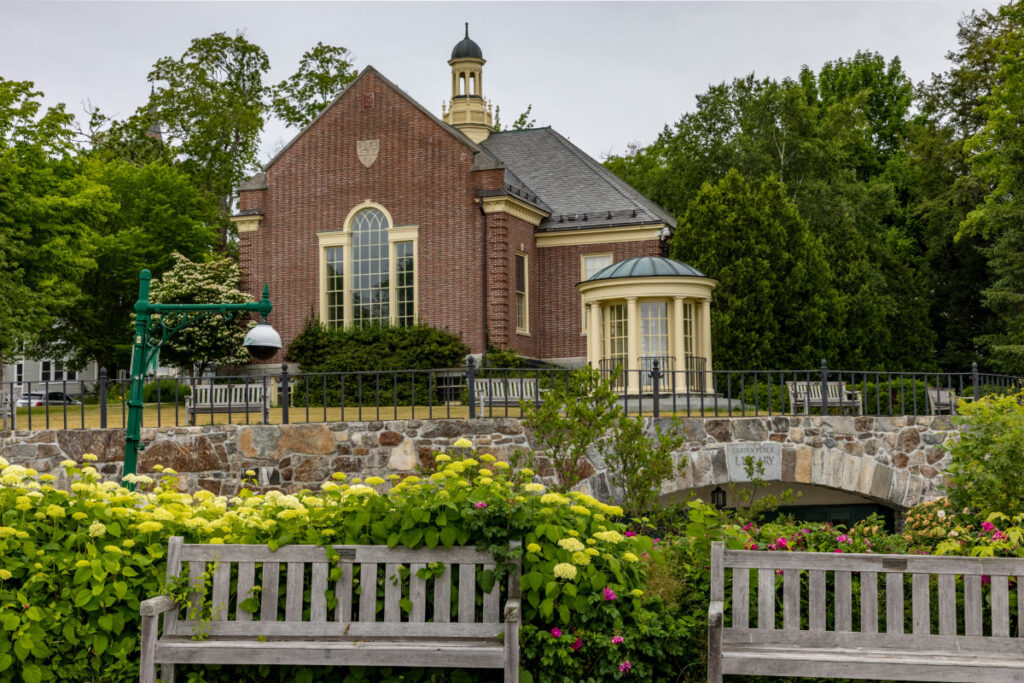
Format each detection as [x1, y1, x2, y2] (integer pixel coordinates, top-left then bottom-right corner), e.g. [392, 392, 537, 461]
[2, 358, 100, 394]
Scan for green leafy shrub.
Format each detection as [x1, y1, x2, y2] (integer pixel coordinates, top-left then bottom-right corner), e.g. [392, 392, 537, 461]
[944, 391, 1024, 515]
[141, 379, 190, 404]
[284, 319, 469, 406]
[0, 445, 678, 682]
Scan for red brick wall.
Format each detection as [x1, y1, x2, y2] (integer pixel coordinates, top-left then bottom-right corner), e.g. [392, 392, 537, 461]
[535, 240, 662, 361]
[239, 71, 498, 363]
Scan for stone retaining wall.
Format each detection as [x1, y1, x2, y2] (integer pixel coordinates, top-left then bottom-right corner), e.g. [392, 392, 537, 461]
[0, 415, 961, 509]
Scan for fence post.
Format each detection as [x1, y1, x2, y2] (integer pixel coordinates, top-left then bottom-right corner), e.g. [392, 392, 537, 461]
[98, 367, 108, 429]
[467, 356, 477, 419]
[820, 359, 829, 416]
[280, 363, 290, 425]
[972, 362, 979, 402]
[651, 358, 661, 419]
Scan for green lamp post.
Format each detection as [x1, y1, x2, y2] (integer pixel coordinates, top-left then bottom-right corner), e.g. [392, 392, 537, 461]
[123, 269, 281, 483]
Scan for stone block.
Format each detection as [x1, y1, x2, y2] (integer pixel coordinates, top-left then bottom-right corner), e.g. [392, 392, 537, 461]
[870, 465, 893, 501]
[293, 456, 331, 482]
[680, 419, 706, 443]
[139, 436, 224, 473]
[790, 427, 804, 444]
[855, 416, 875, 432]
[812, 449, 829, 486]
[711, 448, 727, 484]
[705, 420, 732, 443]
[379, 431, 403, 446]
[691, 451, 712, 488]
[904, 476, 925, 508]
[55, 429, 124, 462]
[732, 418, 768, 442]
[925, 448, 945, 465]
[796, 446, 813, 484]
[897, 428, 920, 452]
[890, 469, 910, 505]
[842, 455, 861, 493]
[857, 457, 876, 496]
[771, 417, 790, 433]
[781, 448, 796, 482]
[828, 449, 846, 489]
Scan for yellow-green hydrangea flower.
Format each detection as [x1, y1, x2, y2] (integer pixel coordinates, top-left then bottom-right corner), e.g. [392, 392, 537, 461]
[553, 563, 577, 580]
[0, 569, 13, 580]
[519, 468, 535, 477]
[365, 476, 385, 486]
[435, 454, 452, 463]
[557, 537, 585, 553]
[479, 453, 496, 463]
[137, 521, 163, 534]
[453, 438, 473, 448]
[593, 530, 624, 544]
[571, 551, 591, 566]
[525, 483, 545, 494]
[623, 552, 639, 563]
[570, 505, 591, 516]
[44, 505, 65, 518]
[82, 453, 98, 462]
[631, 589, 644, 598]
[586, 548, 599, 556]
[526, 543, 542, 553]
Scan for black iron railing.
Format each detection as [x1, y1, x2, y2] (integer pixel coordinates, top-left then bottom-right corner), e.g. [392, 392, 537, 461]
[2, 359, 1022, 430]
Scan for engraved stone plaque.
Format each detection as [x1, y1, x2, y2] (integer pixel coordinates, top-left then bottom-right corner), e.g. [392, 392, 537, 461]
[724, 442, 782, 482]
[356, 139, 379, 168]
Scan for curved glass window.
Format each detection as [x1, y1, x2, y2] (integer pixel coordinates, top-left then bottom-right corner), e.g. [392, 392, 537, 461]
[350, 208, 390, 326]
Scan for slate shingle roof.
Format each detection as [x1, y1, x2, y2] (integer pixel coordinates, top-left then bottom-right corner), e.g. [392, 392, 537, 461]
[480, 127, 676, 231]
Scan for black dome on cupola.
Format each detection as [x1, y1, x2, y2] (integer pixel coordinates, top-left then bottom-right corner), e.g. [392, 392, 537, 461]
[451, 23, 483, 60]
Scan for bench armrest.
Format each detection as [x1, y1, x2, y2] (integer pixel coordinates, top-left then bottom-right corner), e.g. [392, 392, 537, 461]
[503, 598, 521, 623]
[140, 595, 177, 617]
[708, 599, 723, 629]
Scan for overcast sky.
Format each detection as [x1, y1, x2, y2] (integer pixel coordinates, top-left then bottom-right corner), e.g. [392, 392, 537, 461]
[2, 1, 995, 163]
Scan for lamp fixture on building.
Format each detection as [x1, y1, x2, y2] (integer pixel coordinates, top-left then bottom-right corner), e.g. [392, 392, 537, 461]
[711, 485, 727, 510]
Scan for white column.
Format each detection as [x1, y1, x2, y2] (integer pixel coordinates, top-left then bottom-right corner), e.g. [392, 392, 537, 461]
[626, 296, 639, 394]
[587, 302, 601, 369]
[673, 296, 685, 390]
[700, 298, 713, 391]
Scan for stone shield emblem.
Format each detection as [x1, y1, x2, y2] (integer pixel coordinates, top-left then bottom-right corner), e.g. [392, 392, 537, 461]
[356, 139, 379, 168]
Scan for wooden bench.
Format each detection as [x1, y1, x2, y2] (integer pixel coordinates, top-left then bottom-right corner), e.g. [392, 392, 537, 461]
[140, 537, 522, 683]
[185, 382, 270, 425]
[1, 384, 21, 430]
[928, 386, 959, 415]
[474, 377, 543, 412]
[708, 541, 1024, 682]
[785, 381, 863, 415]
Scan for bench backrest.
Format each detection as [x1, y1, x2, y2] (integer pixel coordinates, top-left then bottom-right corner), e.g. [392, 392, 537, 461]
[189, 383, 267, 407]
[163, 537, 520, 639]
[475, 378, 539, 402]
[711, 542, 1024, 652]
[785, 381, 852, 402]
[927, 386, 958, 407]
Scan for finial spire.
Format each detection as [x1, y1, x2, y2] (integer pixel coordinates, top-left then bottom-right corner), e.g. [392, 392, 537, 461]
[465, 22, 469, 39]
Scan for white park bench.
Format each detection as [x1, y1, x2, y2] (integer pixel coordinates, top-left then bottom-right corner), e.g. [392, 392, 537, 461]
[927, 386, 959, 415]
[708, 541, 1024, 682]
[140, 537, 522, 683]
[474, 377, 543, 412]
[785, 381, 862, 415]
[185, 382, 270, 425]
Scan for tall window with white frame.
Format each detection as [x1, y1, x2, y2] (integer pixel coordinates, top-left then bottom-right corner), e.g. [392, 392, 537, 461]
[351, 208, 390, 326]
[395, 241, 415, 327]
[581, 254, 612, 330]
[326, 247, 344, 330]
[515, 252, 528, 334]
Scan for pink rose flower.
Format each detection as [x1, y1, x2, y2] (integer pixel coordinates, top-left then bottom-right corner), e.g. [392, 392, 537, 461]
[611, 635, 624, 645]
[777, 537, 788, 549]
[475, 502, 487, 509]
[624, 530, 637, 537]
[982, 521, 996, 532]
[619, 660, 632, 673]
[603, 587, 617, 601]
[571, 637, 582, 651]
[550, 627, 562, 638]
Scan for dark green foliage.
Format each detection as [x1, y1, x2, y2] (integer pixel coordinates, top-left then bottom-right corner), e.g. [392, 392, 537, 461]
[284, 319, 469, 406]
[141, 379, 190, 404]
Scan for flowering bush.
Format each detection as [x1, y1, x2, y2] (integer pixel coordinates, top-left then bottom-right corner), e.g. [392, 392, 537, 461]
[0, 446, 691, 682]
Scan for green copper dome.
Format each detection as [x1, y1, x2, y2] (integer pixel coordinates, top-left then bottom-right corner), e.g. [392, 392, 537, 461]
[451, 23, 483, 60]
[587, 256, 706, 281]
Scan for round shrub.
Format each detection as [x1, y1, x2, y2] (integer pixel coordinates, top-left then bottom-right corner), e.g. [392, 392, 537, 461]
[141, 379, 190, 404]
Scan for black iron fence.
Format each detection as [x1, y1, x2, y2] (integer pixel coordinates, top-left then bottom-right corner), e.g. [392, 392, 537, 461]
[2, 359, 1022, 430]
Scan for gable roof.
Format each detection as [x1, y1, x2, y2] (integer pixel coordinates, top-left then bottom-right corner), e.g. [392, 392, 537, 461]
[479, 127, 676, 231]
[259, 65, 481, 174]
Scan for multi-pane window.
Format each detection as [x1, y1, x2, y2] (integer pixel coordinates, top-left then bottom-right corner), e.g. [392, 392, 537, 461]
[581, 254, 612, 330]
[640, 302, 669, 359]
[15, 363, 23, 385]
[350, 208, 390, 326]
[325, 247, 345, 329]
[603, 303, 628, 366]
[515, 253, 528, 333]
[41, 361, 51, 382]
[395, 241, 415, 327]
[681, 302, 694, 358]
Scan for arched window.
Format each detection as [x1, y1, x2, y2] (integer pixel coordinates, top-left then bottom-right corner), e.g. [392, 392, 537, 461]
[319, 203, 418, 330]
[350, 208, 390, 325]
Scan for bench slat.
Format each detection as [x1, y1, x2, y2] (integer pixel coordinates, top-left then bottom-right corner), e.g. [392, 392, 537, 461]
[913, 573, 930, 635]
[180, 544, 496, 565]
[809, 570, 825, 631]
[459, 564, 476, 624]
[236, 562, 255, 622]
[721, 629, 1024, 655]
[188, 561, 205, 621]
[335, 561, 353, 623]
[835, 571, 852, 632]
[938, 574, 956, 635]
[261, 562, 280, 623]
[733, 568, 749, 629]
[992, 575, 1009, 637]
[965, 575, 982, 636]
[310, 562, 328, 623]
[164, 537, 184, 635]
[434, 564, 451, 623]
[359, 563, 378, 623]
[384, 563, 402, 623]
[161, 621, 504, 639]
[783, 569, 799, 630]
[758, 569, 775, 630]
[724, 549, 1024, 575]
[409, 563, 427, 623]
[860, 571, 878, 634]
[211, 561, 231, 621]
[886, 572, 904, 634]
[1018, 575, 1024, 638]
[482, 564, 500, 624]
[285, 562, 304, 622]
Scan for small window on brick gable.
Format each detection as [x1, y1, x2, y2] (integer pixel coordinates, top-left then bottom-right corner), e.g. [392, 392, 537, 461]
[515, 252, 528, 334]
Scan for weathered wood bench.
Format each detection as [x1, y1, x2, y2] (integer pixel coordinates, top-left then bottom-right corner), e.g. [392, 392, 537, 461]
[708, 541, 1024, 682]
[928, 386, 959, 415]
[785, 380, 863, 415]
[185, 382, 270, 425]
[140, 537, 522, 683]
[474, 377, 543, 412]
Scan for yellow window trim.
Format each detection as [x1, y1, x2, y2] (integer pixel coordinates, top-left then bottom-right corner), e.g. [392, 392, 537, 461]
[515, 251, 529, 335]
[580, 253, 613, 333]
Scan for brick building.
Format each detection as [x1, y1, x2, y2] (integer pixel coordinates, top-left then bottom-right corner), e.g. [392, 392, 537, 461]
[234, 27, 688, 369]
